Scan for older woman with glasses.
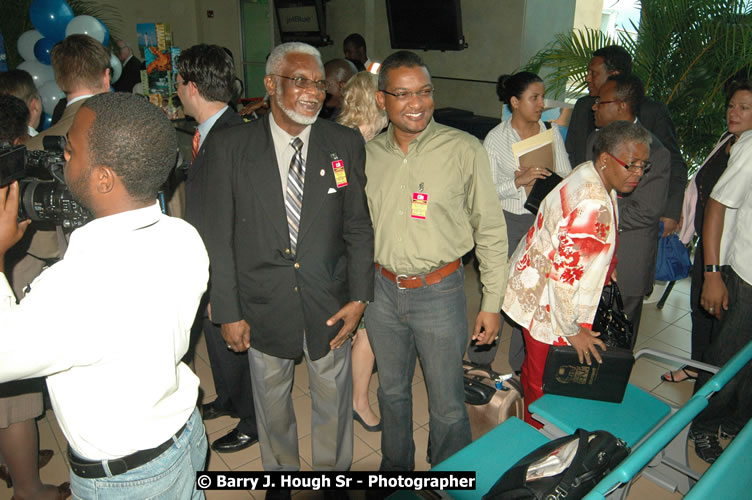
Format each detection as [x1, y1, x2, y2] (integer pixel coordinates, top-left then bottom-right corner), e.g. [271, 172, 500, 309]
[475, 71, 572, 370]
[502, 121, 651, 427]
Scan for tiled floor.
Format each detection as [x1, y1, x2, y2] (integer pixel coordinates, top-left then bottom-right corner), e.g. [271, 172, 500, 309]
[1, 265, 716, 499]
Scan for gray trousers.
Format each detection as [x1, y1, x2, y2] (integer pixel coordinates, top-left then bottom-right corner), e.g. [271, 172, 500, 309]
[248, 338, 353, 471]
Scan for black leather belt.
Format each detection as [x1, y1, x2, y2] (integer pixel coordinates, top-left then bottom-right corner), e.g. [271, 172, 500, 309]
[68, 422, 187, 478]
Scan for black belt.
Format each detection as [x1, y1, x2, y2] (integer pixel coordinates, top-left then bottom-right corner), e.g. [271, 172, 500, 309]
[68, 422, 187, 479]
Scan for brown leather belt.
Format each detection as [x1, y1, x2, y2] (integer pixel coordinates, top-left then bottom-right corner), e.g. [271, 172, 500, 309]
[376, 259, 461, 289]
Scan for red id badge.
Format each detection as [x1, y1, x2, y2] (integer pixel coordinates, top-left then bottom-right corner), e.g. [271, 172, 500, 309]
[411, 192, 428, 219]
[332, 160, 348, 188]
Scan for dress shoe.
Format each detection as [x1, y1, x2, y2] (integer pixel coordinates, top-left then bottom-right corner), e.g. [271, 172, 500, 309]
[202, 400, 235, 420]
[353, 409, 382, 432]
[265, 488, 291, 500]
[211, 427, 258, 453]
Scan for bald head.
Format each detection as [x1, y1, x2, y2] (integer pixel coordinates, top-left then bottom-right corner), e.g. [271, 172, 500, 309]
[324, 58, 357, 112]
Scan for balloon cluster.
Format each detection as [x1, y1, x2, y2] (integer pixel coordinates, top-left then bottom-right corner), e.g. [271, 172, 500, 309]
[16, 0, 121, 130]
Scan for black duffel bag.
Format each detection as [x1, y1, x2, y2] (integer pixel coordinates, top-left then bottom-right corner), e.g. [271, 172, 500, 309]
[483, 428, 629, 500]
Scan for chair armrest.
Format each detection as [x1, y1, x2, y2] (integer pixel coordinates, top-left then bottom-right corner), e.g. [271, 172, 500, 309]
[634, 348, 719, 374]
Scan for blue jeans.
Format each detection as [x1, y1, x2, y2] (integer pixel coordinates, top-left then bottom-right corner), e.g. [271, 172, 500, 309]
[365, 265, 471, 470]
[70, 408, 207, 499]
[692, 267, 752, 435]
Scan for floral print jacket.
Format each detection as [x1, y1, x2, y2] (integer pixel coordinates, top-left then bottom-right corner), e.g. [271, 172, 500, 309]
[502, 162, 618, 345]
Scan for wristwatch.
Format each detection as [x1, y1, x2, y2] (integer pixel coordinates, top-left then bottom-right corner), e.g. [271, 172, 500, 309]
[704, 265, 721, 272]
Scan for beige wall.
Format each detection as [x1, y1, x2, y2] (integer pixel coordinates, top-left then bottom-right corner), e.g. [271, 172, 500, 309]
[96, 0, 584, 117]
[96, 0, 244, 78]
[317, 0, 577, 117]
[573, 0, 605, 32]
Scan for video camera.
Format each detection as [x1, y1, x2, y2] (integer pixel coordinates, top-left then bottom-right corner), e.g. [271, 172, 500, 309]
[0, 136, 91, 229]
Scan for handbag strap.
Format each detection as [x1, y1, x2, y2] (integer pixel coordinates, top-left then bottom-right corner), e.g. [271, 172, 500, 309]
[549, 429, 592, 499]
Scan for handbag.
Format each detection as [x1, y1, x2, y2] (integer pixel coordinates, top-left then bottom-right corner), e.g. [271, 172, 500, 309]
[655, 222, 691, 281]
[524, 170, 563, 215]
[483, 428, 630, 500]
[591, 282, 633, 350]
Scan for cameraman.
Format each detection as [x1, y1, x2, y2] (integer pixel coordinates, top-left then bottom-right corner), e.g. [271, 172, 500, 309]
[0, 93, 210, 499]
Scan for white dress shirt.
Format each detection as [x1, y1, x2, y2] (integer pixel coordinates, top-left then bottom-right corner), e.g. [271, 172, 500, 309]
[0, 203, 209, 460]
[712, 129, 752, 285]
[483, 119, 572, 215]
[269, 113, 312, 196]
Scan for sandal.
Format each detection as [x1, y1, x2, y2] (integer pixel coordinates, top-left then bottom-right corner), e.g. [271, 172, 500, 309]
[661, 366, 698, 383]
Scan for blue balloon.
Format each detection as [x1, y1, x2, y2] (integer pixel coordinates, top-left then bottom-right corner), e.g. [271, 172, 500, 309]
[30, 0, 74, 42]
[33, 37, 56, 65]
[39, 112, 52, 132]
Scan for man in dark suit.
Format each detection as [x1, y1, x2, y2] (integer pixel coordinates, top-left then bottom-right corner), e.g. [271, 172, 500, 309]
[113, 40, 144, 93]
[177, 43, 258, 454]
[202, 42, 373, 494]
[566, 45, 686, 237]
[586, 74, 671, 342]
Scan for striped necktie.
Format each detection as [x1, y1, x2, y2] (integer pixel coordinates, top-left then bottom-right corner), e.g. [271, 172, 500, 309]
[285, 137, 305, 253]
[192, 129, 200, 161]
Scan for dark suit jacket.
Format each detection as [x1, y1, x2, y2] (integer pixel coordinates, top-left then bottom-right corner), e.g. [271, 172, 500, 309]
[184, 107, 244, 236]
[586, 129, 670, 296]
[201, 114, 374, 360]
[113, 56, 144, 93]
[566, 95, 686, 221]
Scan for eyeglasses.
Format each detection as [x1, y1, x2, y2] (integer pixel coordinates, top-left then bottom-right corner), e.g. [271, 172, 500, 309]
[271, 74, 329, 92]
[594, 97, 621, 106]
[606, 151, 652, 173]
[380, 87, 435, 100]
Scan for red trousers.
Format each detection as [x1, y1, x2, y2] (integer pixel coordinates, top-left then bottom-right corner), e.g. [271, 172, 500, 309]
[521, 328, 552, 429]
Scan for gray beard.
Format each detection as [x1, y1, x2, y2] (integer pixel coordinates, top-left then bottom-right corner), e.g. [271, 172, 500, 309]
[275, 92, 320, 125]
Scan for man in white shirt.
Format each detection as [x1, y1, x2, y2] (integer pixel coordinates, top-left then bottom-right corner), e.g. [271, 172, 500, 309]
[0, 92, 210, 499]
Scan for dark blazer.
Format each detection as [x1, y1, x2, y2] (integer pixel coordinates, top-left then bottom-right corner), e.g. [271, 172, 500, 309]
[586, 129, 670, 296]
[113, 56, 144, 93]
[201, 114, 374, 360]
[184, 107, 244, 235]
[566, 95, 686, 221]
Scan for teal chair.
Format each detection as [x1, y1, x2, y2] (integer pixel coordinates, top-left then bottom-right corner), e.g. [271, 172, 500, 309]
[529, 347, 729, 497]
[567, 339, 752, 499]
[431, 417, 549, 499]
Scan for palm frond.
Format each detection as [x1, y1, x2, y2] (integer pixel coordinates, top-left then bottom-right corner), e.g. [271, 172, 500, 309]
[522, 0, 752, 171]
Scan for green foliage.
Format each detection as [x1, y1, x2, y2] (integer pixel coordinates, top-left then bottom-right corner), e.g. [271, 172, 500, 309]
[1, 0, 122, 70]
[522, 0, 752, 170]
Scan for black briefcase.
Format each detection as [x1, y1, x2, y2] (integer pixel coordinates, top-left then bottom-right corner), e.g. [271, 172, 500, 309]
[542, 345, 635, 403]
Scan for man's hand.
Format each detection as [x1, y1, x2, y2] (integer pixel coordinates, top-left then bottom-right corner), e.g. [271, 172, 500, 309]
[0, 182, 31, 270]
[701, 273, 728, 320]
[568, 327, 606, 365]
[472, 311, 501, 345]
[660, 217, 679, 237]
[327, 301, 366, 349]
[221, 319, 251, 352]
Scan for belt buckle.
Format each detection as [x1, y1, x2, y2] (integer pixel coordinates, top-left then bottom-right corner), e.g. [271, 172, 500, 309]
[396, 274, 409, 290]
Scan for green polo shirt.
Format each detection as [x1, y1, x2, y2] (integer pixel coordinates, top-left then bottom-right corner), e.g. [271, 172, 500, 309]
[365, 119, 508, 312]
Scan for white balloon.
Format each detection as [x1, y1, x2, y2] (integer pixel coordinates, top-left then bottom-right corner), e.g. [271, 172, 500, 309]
[65, 15, 107, 44]
[39, 80, 65, 115]
[17, 30, 44, 62]
[110, 53, 122, 83]
[17, 60, 55, 88]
